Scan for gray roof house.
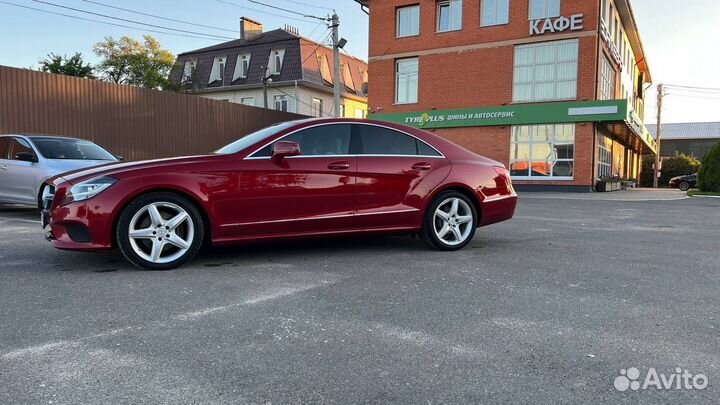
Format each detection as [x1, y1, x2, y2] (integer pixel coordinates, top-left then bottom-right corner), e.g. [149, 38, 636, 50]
[647, 122, 720, 160]
[170, 18, 368, 118]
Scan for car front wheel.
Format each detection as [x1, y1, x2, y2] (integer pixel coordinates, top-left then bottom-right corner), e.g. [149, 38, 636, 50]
[679, 181, 690, 191]
[116, 192, 204, 270]
[421, 191, 478, 251]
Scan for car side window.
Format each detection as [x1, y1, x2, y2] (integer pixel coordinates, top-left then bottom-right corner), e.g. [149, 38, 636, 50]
[252, 124, 352, 157]
[8, 138, 35, 161]
[0, 138, 9, 159]
[357, 125, 441, 156]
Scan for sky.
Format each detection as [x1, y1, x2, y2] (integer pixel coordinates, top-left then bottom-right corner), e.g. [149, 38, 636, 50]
[0, 0, 718, 124]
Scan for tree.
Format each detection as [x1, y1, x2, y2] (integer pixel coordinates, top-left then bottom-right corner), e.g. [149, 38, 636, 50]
[640, 152, 701, 187]
[698, 142, 720, 192]
[39, 52, 95, 78]
[93, 35, 175, 90]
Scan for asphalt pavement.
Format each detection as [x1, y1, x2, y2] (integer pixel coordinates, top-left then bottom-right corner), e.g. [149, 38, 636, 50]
[0, 194, 718, 405]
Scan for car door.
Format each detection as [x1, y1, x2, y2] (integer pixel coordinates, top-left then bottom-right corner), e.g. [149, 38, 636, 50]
[223, 123, 357, 238]
[354, 124, 451, 229]
[2, 137, 41, 204]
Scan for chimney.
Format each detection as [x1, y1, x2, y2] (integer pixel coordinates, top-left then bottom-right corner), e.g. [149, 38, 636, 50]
[240, 17, 263, 41]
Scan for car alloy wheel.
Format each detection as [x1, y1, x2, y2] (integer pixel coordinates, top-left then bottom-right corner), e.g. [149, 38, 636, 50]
[422, 191, 478, 251]
[679, 181, 690, 191]
[117, 193, 204, 270]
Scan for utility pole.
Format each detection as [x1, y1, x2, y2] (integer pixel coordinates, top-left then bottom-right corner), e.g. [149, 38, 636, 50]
[653, 83, 664, 188]
[331, 12, 341, 118]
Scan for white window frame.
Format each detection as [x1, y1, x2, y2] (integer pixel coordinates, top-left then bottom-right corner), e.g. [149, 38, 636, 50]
[341, 62, 355, 91]
[233, 53, 251, 81]
[181, 59, 197, 84]
[598, 135, 612, 177]
[240, 97, 255, 106]
[354, 108, 366, 119]
[510, 124, 575, 180]
[395, 57, 419, 105]
[208, 56, 227, 84]
[481, 0, 509, 27]
[512, 39, 578, 103]
[397, 4, 420, 37]
[311, 97, 323, 117]
[600, 55, 616, 100]
[274, 95, 288, 112]
[269, 49, 285, 76]
[436, 0, 462, 32]
[528, 0, 560, 20]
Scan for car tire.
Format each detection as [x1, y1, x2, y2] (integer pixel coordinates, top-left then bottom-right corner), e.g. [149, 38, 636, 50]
[421, 191, 478, 251]
[116, 192, 204, 270]
[679, 181, 690, 191]
[37, 184, 46, 210]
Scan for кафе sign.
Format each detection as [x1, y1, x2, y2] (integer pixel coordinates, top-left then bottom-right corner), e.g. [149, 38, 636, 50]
[530, 14, 584, 36]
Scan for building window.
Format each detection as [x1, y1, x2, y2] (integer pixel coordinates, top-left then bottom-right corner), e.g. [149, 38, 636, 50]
[354, 108, 366, 119]
[233, 53, 251, 81]
[341, 62, 355, 91]
[513, 39, 578, 103]
[395, 58, 419, 104]
[510, 124, 575, 179]
[481, 0, 509, 26]
[240, 97, 255, 106]
[208, 56, 227, 84]
[311, 97, 323, 117]
[437, 0, 462, 32]
[180, 59, 197, 84]
[598, 135, 612, 177]
[317, 53, 333, 85]
[269, 49, 285, 76]
[274, 95, 288, 112]
[600, 56, 616, 100]
[529, 0, 560, 20]
[397, 5, 420, 37]
[340, 104, 346, 117]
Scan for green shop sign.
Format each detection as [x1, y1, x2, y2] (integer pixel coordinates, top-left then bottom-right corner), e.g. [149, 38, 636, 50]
[369, 100, 630, 129]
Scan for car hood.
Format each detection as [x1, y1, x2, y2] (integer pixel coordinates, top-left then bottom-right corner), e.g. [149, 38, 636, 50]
[52, 154, 216, 185]
[46, 159, 117, 173]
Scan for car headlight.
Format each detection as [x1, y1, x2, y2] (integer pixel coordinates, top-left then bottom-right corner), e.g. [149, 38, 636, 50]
[62, 176, 117, 205]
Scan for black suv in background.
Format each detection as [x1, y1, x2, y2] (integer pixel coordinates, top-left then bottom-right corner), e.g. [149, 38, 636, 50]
[669, 173, 697, 191]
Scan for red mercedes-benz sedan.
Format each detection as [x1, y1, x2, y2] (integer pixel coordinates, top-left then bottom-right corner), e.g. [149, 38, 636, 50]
[41, 119, 517, 270]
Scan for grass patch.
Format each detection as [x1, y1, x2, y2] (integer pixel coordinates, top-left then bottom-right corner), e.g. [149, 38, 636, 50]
[688, 190, 720, 197]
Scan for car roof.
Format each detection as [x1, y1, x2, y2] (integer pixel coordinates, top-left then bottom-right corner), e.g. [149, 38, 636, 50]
[0, 134, 85, 141]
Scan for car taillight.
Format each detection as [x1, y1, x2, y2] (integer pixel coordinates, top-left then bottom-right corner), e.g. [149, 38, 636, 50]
[493, 166, 514, 193]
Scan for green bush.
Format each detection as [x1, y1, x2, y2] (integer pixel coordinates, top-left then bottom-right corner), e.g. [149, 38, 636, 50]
[698, 142, 720, 192]
[639, 152, 701, 187]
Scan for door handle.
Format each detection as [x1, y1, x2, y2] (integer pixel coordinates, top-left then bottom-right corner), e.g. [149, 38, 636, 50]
[327, 161, 351, 170]
[411, 162, 432, 171]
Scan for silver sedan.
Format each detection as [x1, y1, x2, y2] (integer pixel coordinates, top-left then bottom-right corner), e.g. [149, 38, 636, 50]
[0, 134, 119, 207]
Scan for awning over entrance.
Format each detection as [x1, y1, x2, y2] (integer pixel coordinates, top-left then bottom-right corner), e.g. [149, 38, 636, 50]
[370, 99, 657, 154]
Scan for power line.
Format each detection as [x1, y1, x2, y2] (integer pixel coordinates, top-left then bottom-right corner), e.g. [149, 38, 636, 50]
[80, 0, 237, 33]
[274, 87, 335, 117]
[664, 84, 720, 92]
[214, 0, 317, 24]
[31, 0, 234, 40]
[275, 0, 333, 12]
[245, 0, 328, 21]
[0, 1, 222, 41]
[300, 30, 332, 65]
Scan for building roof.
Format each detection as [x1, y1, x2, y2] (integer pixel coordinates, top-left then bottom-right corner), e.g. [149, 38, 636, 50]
[172, 28, 368, 99]
[647, 122, 720, 140]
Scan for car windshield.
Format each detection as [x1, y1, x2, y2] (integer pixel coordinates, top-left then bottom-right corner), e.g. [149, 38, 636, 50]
[32, 138, 116, 160]
[214, 121, 299, 155]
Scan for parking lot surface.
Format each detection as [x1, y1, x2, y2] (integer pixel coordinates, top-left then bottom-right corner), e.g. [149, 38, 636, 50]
[1, 195, 718, 405]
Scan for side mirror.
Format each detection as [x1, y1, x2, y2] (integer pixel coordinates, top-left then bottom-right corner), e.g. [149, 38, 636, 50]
[272, 141, 301, 158]
[15, 152, 38, 163]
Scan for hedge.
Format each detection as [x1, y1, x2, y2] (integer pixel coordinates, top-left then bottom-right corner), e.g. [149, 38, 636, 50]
[698, 142, 720, 192]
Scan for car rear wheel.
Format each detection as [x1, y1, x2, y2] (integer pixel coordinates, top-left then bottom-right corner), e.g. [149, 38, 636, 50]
[679, 181, 690, 191]
[116, 193, 204, 270]
[421, 191, 478, 251]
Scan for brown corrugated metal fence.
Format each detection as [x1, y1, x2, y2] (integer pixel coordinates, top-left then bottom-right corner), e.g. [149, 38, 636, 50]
[0, 65, 305, 161]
